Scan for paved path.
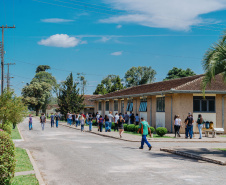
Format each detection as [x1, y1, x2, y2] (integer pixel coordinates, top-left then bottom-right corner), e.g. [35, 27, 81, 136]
[16, 117, 226, 185]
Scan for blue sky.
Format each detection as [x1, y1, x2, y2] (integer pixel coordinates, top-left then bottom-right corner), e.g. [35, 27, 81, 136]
[1, 0, 226, 95]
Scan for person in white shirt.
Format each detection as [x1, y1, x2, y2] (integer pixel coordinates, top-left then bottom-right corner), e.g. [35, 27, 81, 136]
[114, 113, 119, 132]
[174, 115, 182, 137]
[96, 112, 100, 131]
[108, 111, 114, 132]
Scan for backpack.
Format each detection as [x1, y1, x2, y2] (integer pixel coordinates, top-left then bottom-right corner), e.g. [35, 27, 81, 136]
[40, 116, 45, 123]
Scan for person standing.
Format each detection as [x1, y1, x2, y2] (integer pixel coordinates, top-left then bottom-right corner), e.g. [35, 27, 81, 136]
[55, 113, 59, 128]
[117, 116, 125, 138]
[107, 111, 114, 132]
[88, 114, 93, 131]
[68, 113, 72, 126]
[96, 112, 100, 131]
[137, 118, 152, 150]
[29, 114, 32, 130]
[135, 114, 140, 125]
[114, 113, 119, 132]
[124, 112, 129, 124]
[47, 113, 49, 119]
[50, 113, 55, 128]
[80, 116, 85, 132]
[197, 114, 204, 139]
[105, 115, 110, 132]
[130, 113, 135, 125]
[98, 115, 104, 132]
[174, 115, 182, 137]
[72, 113, 75, 126]
[66, 112, 70, 125]
[40, 113, 46, 131]
[186, 112, 194, 139]
[86, 113, 89, 124]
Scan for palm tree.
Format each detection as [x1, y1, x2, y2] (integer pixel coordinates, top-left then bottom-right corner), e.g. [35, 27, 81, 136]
[202, 31, 226, 93]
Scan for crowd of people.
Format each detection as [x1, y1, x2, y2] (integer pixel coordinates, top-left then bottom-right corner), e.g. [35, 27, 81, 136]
[174, 112, 204, 139]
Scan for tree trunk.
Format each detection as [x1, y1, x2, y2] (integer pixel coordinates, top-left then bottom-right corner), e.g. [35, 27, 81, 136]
[36, 109, 39, 116]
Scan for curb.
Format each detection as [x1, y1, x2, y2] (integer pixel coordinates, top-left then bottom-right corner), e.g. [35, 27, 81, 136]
[26, 149, 45, 185]
[59, 122, 140, 142]
[17, 124, 25, 141]
[160, 148, 226, 166]
[58, 122, 226, 143]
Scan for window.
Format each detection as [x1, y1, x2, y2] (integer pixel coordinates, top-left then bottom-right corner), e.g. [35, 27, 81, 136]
[121, 100, 124, 113]
[105, 101, 109, 111]
[157, 97, 165, 112]
[98, 102, 102, 111]
[193, 96, 215, 112]
[126, 101, 133, 111]
[139, 100, 147, 112]
[114, 100, 118, 111]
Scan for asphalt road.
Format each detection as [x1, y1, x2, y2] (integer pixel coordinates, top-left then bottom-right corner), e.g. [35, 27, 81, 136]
[16, 118, 226, 185]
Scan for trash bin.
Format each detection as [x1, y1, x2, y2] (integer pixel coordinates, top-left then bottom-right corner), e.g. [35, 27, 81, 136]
[209, 121, 214, 129]
[205, 121, 210, 129]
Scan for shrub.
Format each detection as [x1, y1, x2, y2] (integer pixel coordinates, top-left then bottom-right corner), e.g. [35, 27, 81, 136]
[156, 127, 167, 137]
[135, 125, 139, 132]
[0, 121, 12, 134]
[150, 127, 155, 134]
[123, 124, 128, 131]
[92, 120, 97, 126]
[0, 130, 16, 184]
[127, 124, 135, 132]
[111, 122, 115, 130]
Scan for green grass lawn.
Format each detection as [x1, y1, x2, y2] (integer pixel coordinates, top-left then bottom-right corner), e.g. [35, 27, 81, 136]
[215, 148, 226, 151]
[15, 147, 33, 172]
[11, 126, 21, 140]
[220, 135, 226, 137]
[10, 174, 39, 185]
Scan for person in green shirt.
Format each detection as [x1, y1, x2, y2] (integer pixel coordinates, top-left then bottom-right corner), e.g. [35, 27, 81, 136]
[137, 118, 152, 150]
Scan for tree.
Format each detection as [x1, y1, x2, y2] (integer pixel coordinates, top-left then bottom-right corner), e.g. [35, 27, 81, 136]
[202, 31, 226, 93]
[0, 90, 28, 126]
[124, 66, 156, 87]
[93, 75, 124, 95]
[58, 73, 84, 118]
[36, 65, 51, 73]
[164, 67, 196, 81]
[22, 82, 52, 116]
[77, 73, 87, 95]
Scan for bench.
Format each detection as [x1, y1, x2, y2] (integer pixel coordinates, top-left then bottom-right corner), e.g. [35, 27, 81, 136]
[205, 128, 224, 138]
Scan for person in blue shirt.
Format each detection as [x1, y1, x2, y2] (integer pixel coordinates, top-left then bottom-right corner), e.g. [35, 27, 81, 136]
[135, 114, 140, 125]
[50, 113, 55, 128]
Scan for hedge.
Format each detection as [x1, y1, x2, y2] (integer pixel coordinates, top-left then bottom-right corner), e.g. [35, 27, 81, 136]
[123, 124, 128, 131]
[0, 130, 16, 184]
[156, 127, 167, 137]
[0, 121, 12, 134]
[150, 127, 155, 134]
[127, 124, 135, 132]
[135, 125, 139, 132]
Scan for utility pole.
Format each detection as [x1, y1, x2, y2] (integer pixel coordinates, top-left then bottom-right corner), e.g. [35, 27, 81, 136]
[5, 63, 15, 89]
[0, 25, 16, 94]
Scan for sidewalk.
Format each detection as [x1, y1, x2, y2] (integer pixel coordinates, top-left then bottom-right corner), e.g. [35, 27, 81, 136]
[57, 120, 226, 143]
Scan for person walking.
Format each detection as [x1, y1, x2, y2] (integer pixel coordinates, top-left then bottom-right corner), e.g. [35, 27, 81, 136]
[107, 111, 114, 132]
[40, 113, 46, 131]
[68, 113, 72, 126]
[29, 114, 33, 130]
[117, 116, 125, 138]
[72, 113, 75, 126]
[186, 112, 194, 139]
[124, 112, 129, 124]
[197, 114, 204, 139]
[66, 112, 70, 125]
[75, 114, 79, 127]
[174, 115, 182, 137]
[55, 113, 60, 128]
[86, 113, 89, 124]
[80, 116, 85, 132]
[137, 118, 152, 150]
[98, 115, 104, 132]
[135, 114, 140, 125]
[50, 113, 55, 128]
[88, 114, 93, 131]
[114, 113, 119, 132]
[105, 115, 110, 132]
[96, 112, 100, 131]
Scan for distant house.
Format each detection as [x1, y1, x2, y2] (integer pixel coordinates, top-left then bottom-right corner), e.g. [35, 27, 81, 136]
[90, 74, 226, 133]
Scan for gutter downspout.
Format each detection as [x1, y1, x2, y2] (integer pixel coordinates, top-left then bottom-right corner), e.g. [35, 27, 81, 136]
[150, 98, 152, 126]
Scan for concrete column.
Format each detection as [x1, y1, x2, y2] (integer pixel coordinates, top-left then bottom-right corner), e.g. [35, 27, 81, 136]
[152, 96, 156, 128]
[109, 99, 114, 112]
[101, 100, 105, 116]
[136, 98, 141, 115]
[124, 98, 128, 114]
[165, 95, 173, 132]
[147, 96, 152, 125]
[118, 99, 121, 113]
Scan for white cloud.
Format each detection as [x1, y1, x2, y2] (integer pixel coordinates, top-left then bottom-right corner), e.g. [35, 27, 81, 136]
[101, 0, 226, 30]
[38, 34, 80, 48]
[116, 25, 122, 29]
[41, 18, 74, 23]
[97, 36, 111, 43]
[111, 51, 123, 56]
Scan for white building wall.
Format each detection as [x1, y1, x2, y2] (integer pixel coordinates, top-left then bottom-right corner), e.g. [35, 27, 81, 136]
[105, 111, 109, 116]
[156, 112, 165, 128]
[140, 112, 147, 122]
